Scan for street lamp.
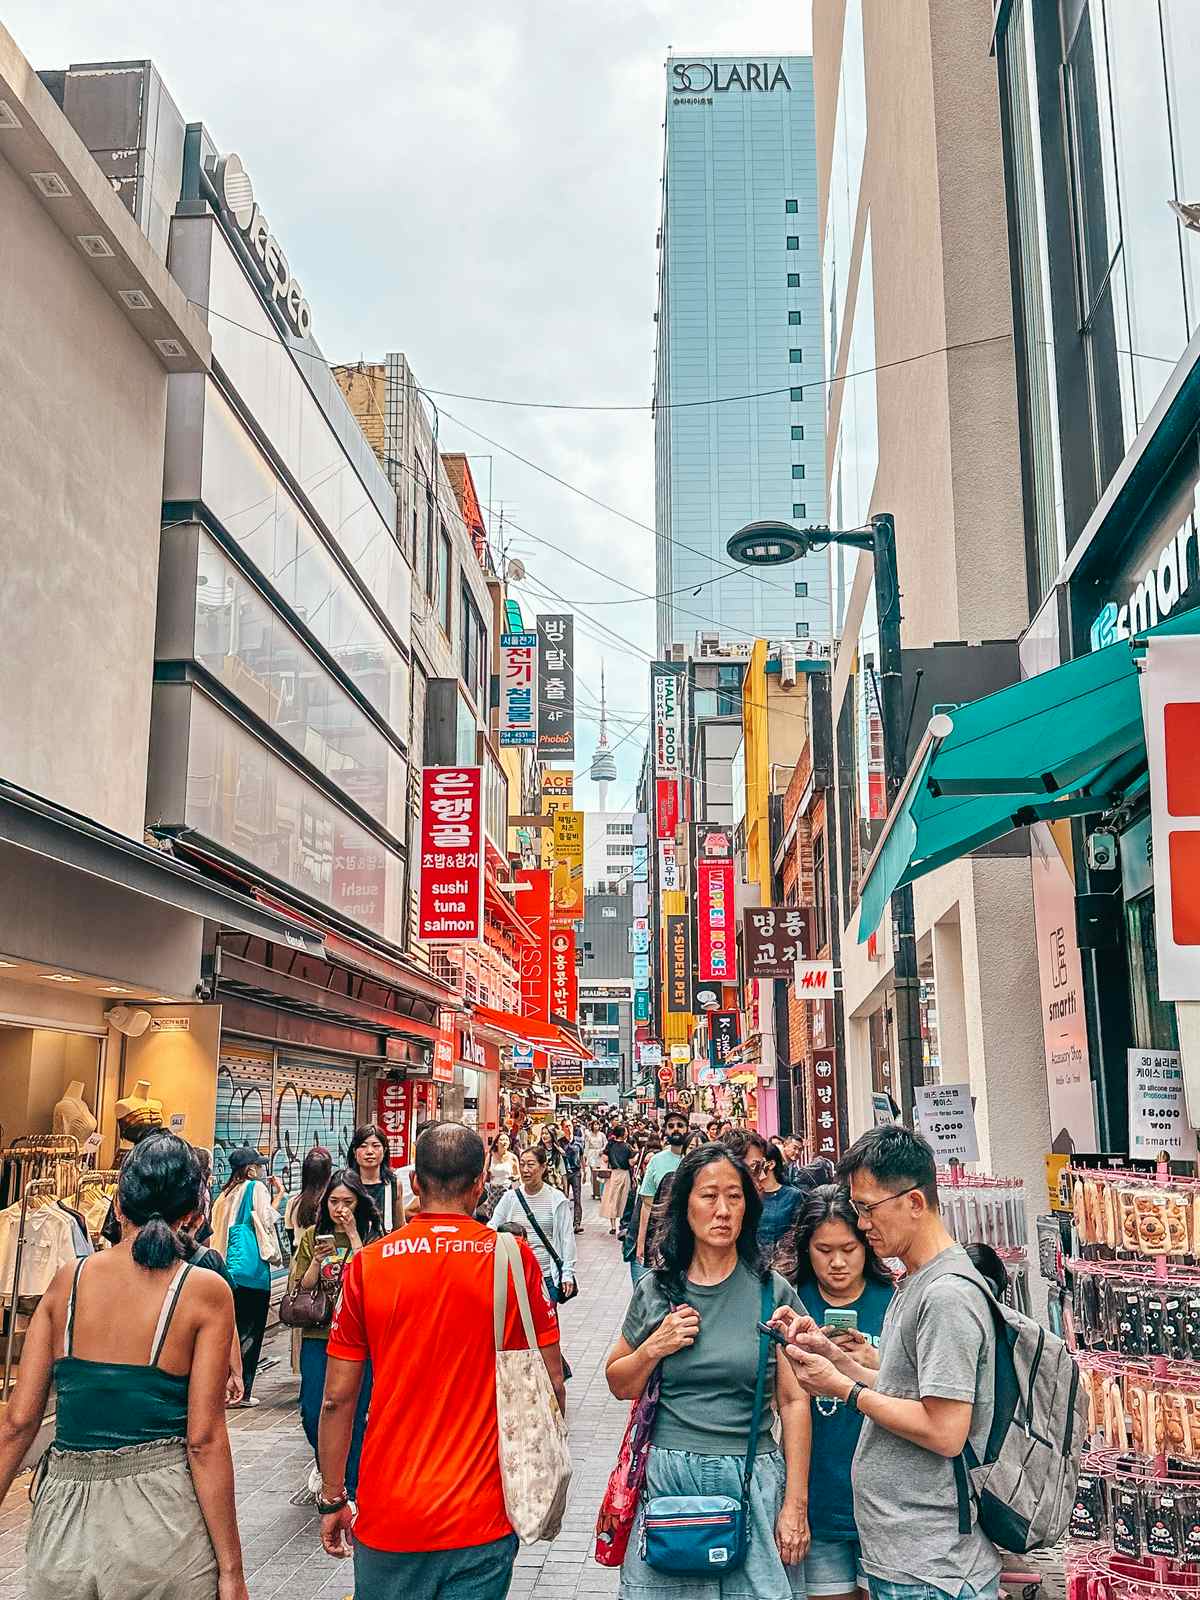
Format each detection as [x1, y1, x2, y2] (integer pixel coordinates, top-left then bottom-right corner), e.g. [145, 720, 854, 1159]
[726, 512, 922, 1126]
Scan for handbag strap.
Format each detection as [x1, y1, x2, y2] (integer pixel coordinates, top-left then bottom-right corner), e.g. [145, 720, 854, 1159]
[515, 1189, 563, 1278]
[493, 1232, 539, 1351]
[739, 1280, 773, 1508]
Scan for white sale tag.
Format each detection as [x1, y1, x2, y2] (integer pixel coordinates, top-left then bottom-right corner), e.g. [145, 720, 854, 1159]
[914, 1082, 979, 1164]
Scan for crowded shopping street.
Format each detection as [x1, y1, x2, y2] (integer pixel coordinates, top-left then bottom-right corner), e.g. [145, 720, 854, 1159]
[6, 1, 1200, 1598]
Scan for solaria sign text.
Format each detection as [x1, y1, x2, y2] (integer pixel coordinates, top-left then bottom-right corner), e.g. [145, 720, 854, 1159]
[215, 154, 313, 340]
[671, 61, 792, 95]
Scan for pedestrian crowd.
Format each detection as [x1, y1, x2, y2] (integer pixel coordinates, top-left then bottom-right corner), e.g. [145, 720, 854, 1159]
[0, 1111, 1081, 1600]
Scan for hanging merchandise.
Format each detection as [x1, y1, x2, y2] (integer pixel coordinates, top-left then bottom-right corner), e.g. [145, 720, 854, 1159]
[1066, 1162, 1200, 1599]
[0, 1134, 88, 1401]
[936, 1169, 1029, 1314]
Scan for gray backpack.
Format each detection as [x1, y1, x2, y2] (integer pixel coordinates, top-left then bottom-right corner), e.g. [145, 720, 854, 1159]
[948, 1273, 1087, 1555]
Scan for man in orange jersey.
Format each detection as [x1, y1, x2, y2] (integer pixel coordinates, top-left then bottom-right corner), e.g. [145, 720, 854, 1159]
[318, 1121, 565, 1598]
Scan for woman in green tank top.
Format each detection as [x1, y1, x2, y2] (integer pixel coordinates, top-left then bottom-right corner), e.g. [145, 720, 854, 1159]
[0, 1133, 247, 1600]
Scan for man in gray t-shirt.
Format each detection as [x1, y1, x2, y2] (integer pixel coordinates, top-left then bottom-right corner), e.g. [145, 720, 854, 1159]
[771, 1127, 1002, 1600]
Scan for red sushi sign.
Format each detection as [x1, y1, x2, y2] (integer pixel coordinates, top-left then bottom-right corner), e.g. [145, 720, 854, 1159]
[417, 767, 484, 943]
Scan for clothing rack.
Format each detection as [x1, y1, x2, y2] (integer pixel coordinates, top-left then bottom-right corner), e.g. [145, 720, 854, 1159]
[1, 1133, 82, 1209]
[0, 1137, 81, 1401]
[2, 1178, 58, 1400]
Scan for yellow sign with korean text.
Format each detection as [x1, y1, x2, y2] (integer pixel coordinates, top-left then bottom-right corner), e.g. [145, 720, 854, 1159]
[552, 809, 585, 922]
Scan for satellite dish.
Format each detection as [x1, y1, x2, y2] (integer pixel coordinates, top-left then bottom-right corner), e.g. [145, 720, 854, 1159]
[107, 1005, 153, 1038]
[505, 558, 527, 582]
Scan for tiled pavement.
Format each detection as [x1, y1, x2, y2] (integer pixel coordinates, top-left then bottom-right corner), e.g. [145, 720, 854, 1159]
[0, 1198, 1068, 1598]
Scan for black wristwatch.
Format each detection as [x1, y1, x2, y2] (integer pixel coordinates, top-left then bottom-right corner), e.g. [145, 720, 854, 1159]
[846, 1381, 867, 1413]
[318, 1492, 349, 1515]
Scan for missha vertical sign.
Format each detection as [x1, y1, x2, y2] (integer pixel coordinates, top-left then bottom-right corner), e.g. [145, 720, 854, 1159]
[518, 867, 552, 1021]
[417, 767, 484, 943]
[694, 823, 737, 985]
[537, 615, 575, 759]
[499, 632, 538, 746]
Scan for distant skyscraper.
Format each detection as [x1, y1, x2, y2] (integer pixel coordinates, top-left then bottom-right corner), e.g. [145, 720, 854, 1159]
[588, 663, 618, 811]
[654, 55, 828, 656]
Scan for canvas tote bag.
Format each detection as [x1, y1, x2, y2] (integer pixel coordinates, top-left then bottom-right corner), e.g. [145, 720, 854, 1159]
[493, 1231, 572, 1542]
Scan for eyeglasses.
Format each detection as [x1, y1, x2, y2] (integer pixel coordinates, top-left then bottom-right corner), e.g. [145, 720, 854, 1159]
[849, 1184, 920, 1219]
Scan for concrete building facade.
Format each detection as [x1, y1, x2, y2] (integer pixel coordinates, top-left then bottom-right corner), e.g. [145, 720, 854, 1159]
[654, 55, 829, 654]
[813, 0, 1050, 1187]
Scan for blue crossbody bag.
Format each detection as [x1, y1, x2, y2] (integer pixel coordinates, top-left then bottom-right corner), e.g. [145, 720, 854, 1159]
[639, 1280, 772, 1575]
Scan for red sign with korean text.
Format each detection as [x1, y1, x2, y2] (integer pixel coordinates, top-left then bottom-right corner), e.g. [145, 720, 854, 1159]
[695, 856, 737, 984]
[417, 767, 484, 943]
[655, 777, 679, 840]
[518, 868, 552, 1021]
[433, 1031, 456, 1083]
[549, 927, 578, 1024]
[809, 1048, 840, 1161]
[375, 1077, 412, 1167]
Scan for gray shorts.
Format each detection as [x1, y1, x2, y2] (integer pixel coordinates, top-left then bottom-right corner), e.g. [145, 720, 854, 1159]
[26, 1437, 219, 1600]
[354, 1532, 519, 1600]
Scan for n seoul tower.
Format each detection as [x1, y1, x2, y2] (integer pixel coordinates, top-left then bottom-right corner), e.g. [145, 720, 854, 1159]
[588, 663, 618, 811]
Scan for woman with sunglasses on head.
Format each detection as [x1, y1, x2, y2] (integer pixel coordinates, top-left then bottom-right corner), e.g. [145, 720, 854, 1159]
[783, 1185, 894, 1600]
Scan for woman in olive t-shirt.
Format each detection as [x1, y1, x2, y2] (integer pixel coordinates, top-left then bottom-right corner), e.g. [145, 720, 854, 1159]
[606, 1144, 812, 1598]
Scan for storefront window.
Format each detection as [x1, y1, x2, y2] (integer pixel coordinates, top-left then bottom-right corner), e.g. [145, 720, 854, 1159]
[1125, 894, 1180, 1053]
[213, 1045, 358, 1192]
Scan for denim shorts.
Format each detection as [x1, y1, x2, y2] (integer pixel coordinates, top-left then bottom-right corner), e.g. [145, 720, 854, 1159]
[804, 1536, 865, 1596]
[867, 1578, 1001, 1600]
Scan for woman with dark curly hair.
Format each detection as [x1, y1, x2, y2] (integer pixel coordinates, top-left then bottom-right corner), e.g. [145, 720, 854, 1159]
[605, 1143, 811, 1598]
[782, 1185, 894, 1600]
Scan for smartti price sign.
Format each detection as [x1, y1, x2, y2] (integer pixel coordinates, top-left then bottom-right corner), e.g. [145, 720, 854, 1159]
[417, 767, 483, 943]
[914, 1083, 980, 1165]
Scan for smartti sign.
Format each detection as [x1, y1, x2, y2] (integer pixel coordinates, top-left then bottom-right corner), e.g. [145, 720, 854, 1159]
[671, 60, 792, 105]
[1088, 517, 1197, 651]
[214, 153, 313, 340]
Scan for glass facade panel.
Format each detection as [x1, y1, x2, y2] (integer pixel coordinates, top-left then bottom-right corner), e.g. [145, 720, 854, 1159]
[204, 228, 409, 630]
[183, 689, 406, 945]
[1103, 1, 1188, 424]
[1003, 0, 1066, 598]
[655, 56, 829, 650]
[192, 532, 407, 836]
[198, 384, 409, 736]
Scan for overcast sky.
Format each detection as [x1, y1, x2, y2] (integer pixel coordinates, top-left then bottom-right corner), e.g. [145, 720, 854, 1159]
[11, 0, 811, 809]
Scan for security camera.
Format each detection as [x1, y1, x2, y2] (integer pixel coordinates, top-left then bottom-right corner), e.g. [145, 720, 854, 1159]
[1087, 829, 1118, 873]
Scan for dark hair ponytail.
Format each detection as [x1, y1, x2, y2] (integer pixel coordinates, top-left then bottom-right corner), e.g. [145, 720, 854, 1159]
[119, 1133, 202, 1269]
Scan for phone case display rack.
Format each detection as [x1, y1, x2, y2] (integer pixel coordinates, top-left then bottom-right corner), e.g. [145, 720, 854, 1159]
[938, 1168, 1031, 1315]
[1067, 1164, 1200, 1596]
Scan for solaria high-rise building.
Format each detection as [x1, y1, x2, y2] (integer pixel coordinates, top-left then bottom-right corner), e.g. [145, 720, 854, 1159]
[654, 55, 828, 656]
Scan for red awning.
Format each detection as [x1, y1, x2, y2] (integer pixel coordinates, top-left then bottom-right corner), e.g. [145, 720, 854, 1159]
[484, 873, 537, 945]
[467, 1002, 594, 1062]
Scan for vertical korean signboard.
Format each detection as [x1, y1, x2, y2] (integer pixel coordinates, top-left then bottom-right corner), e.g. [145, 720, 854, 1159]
[499, 632, 538, 746]
[708, 1010, 741, 1067]
[518, 868, 552, 1021]
[653, 667, 683, 839]
[552, 809, 585, 922]
[549, 928, 578, 1024]
[537, 615, 575, 759]
[417, 767, 484, 943]
[810, 1049, 840, 1161]
[742, 908, 812, 979]
[540, 769, 573, 870]
[1142, 635, 1200, 1000]
[694, 823, 737, 985]
[664, 915, 691, 1014]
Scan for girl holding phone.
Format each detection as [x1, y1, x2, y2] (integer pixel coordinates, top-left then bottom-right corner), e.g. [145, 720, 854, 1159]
[785, 1185, 894, 1600]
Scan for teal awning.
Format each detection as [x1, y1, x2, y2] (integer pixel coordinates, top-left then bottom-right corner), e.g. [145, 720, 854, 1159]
[855, 606, 1200, 943]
